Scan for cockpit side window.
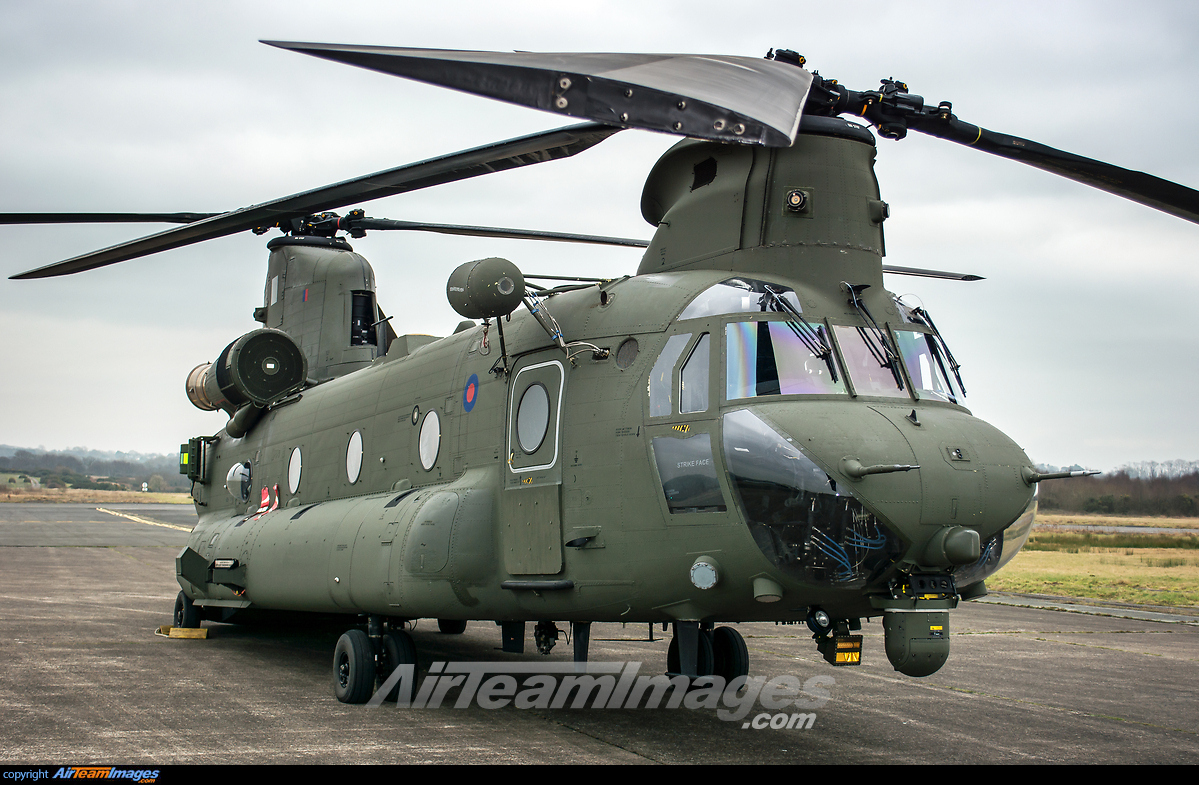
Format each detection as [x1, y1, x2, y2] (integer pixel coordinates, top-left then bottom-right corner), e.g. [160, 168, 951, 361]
[648, 334, 691, 417]
[680, 333, 710, 413]
[651, 432, 726, 513]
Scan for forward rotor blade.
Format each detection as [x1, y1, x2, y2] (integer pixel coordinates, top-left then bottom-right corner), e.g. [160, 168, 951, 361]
[263, 41, 813, 148]
[910, 115, 1199, 224]
[10, 122, 620, 280]
[0, 212, 217, 225]
[353, 218, 649, 248]
[881, 265, 983, 281]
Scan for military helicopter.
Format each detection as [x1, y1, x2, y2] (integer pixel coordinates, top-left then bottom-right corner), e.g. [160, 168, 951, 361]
[7, 42, 1198, 704]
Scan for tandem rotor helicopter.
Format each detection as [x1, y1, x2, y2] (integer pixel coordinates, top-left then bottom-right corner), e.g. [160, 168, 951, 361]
[7, 41, 1199, 703]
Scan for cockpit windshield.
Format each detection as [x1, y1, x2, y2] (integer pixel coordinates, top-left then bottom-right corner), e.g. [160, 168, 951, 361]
[726, 322, 845, 399]
[894, 329, 957, 403]
[832, 325, 909, 399]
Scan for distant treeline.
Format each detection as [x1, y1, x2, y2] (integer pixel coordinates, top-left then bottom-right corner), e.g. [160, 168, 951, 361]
[1114, 460, 1199, 480]
[0, 449, 188, 491]
[1037, 471, 1199, 516]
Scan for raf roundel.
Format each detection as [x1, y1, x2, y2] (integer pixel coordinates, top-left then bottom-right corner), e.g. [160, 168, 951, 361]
[463, 373, 479, 413]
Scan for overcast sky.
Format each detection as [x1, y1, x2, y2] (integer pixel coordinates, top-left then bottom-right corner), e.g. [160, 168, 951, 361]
[2, 0, 1197, 471]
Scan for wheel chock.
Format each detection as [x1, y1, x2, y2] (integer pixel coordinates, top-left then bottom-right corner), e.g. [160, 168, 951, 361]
[156, 625, 208, 639]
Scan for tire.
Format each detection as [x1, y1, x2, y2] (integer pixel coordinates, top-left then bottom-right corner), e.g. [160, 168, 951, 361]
[711, 626, 750, 682]
[333, 629, 375, 704]
[437, 619, 468, 634]
[667, 630, 714, 677]
[378, 630, 419, 704]
[173, 591, 201, 629]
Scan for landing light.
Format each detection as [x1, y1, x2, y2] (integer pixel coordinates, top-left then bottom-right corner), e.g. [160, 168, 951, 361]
[807, 608, 831, 634]
[690, 558, 719, 590]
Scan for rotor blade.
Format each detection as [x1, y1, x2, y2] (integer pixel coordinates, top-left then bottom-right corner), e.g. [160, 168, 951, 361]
[881, 264, 984, 281]
[263, 41, 813, 148]
[10, 122, 621, 280]
[0, 212, 217, 225]
[910, 115, 1199, 224]
[353, 218, 649, 248]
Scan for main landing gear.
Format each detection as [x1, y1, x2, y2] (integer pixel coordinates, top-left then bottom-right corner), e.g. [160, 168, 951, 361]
[330, 618, 753, 704]
[667, 622, 749, 680]
[173, 591, 202, 629]
[437, 618, 468, 634]
[334, 616, 418, 704]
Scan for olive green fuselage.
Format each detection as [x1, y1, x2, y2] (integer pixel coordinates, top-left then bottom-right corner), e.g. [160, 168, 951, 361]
[179, 121, 1037, 627]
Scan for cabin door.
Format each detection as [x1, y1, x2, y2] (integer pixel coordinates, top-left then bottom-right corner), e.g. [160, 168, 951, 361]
[502, 356, 565, 575]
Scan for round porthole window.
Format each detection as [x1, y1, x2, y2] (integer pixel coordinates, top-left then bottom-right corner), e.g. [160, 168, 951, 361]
[615, 337, 639, 370]
[288, 447, 302, 494]
[516, 383, 550, 454]
[419, 410, 440, 471]
[346, 431, 363, 484]
[225, 462, 251, 503]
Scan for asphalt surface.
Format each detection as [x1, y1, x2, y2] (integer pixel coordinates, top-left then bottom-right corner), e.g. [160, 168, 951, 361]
[1, 503, 1196, 764]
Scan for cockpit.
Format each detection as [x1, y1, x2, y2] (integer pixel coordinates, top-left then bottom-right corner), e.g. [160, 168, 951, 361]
[644, 276, 972, 591]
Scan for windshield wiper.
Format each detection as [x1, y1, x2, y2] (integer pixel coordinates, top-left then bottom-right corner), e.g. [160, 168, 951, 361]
[762, 285, 839, 384]
[909, 306, 966, 395]
[842, 282, 904, 391]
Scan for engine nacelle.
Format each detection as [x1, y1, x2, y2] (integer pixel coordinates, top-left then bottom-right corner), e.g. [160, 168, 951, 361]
[446, 257, 524, 320]
[186, 328, 307, 414]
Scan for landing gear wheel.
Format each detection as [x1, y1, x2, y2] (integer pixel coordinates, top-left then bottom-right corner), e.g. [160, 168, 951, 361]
[378, 630, 419, 703]
[667, 630, 714, 677]
[173, 591, 201, 629]
[437, 619, 468, 634]
[333, 629, 375, 704]
[711, 626, 749, 682]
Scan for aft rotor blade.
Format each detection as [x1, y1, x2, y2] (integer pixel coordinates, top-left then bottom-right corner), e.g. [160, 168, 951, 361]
[263, 41, 813, 148]
[910, 115, 1199, 224]
[354, 218, 649, 248]
[10, 122, 620, 280]
[0, 212, 217, 225]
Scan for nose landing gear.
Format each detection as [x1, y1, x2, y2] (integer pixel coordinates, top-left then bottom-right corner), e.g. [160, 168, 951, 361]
[667, 623, 750, 681]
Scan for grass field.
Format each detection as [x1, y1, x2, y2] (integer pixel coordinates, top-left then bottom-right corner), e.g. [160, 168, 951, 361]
[1036, 511, 1199, 529]
[989, 516, 1199, 609]
[0, 487, 192, 504]
[1, 472, 191, 504]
